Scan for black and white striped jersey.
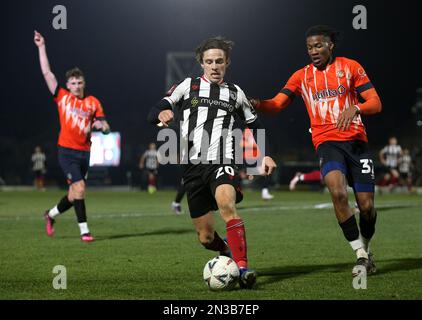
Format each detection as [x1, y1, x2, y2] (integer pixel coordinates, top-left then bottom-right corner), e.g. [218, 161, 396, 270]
[163, 76, 258, 165]
[380, 144, 402, 168]
[143, 150, 159, 170]
[399, 154, 412, 173]
[31, 152, 46, 171]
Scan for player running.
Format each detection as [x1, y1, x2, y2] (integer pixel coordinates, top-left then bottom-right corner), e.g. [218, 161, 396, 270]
[148, 37, 277, 288]
[34, 31, 110, 242]
[250, 25, 382, 276]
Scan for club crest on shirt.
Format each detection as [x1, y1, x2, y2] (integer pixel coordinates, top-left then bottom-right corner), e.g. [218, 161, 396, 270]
[336, 70, 345, 78]
[191, 96, 199, 107]
[358, 68, 367, 77]
[230, 91, 237, 101]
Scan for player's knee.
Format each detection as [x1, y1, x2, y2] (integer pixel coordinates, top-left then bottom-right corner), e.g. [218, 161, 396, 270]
[197, 231, 214, 248]
[358, 198, 374, 216]
[72, 181, 86, 197]
[330, 188, 348, 205]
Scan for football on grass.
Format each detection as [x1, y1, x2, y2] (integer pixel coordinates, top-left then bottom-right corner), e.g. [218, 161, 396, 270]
[203, 256, 239, 291]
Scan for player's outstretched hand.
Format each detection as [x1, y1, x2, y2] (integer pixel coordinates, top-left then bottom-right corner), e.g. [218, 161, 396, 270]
[158, 110, 174, 127]
[336, 105, 359, 131]
[248, 98, 260, 109]
[34, 30, 45, 47]
[262, 156, 277, 176]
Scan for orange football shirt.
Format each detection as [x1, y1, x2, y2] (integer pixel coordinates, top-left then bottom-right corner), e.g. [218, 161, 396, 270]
[54, 87, 105, 151]
[282, 57, 373, 149]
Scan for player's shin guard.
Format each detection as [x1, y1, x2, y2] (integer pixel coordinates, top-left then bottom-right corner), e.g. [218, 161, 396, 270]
[359, 209, 377, 246]
[203, 231, 227, 252]
[73, 199, 87, 223]
[226, 219, 248, 269]
[339, 215, 366, 258]
[57, 195, 73, 213]
[48, 195, 73, 219]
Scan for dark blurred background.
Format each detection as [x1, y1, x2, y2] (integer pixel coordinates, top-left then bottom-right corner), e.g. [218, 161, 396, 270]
[1, 0, 421, 188]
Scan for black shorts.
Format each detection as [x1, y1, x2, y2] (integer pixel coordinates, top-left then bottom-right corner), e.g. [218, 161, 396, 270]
[183, 164, 243, 218]
[146, 169, 158, 175]
[58, 146, 90, 185]
[400, 172, 411, 180]
[34, 170, 44, 179]
[317, 140, 375, 192]
[387, 166, 399, 174]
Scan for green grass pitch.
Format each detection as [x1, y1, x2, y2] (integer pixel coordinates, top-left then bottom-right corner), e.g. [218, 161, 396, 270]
[0, 189, 421, 299]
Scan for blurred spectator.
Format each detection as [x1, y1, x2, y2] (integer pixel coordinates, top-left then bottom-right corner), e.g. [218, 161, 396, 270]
[378, 136, 402, 190]
[398, 148, 413, 192]
[31, 146, 46, 191]
[139, 142, 159, 194]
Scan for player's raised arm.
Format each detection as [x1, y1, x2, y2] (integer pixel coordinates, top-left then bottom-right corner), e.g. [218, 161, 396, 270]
[34, 31, 58, 95]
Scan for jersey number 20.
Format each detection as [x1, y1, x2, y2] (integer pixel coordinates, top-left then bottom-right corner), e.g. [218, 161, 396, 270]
[216, 166, 235, 179]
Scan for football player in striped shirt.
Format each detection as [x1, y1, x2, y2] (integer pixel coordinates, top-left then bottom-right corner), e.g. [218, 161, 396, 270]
[148, 37, 277, 288]
[379, 136, 403, 189]
[250, 25, 382, 276]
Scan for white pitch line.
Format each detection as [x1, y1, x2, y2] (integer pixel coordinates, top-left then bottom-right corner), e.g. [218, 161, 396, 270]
[0, 202, 419, 221]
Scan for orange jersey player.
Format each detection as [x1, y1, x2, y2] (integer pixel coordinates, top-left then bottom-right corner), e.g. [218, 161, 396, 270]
[250, 25, 381, 277]
[254, 57, 381, 150]
[34, 30, 110, 242]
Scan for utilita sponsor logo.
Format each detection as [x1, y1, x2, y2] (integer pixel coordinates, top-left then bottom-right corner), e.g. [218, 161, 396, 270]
[312, 85, 346, 102]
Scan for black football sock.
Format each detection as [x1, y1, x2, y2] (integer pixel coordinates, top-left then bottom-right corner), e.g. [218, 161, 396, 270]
[339, 215, 366, 257]
[175, 183, 186, 203]
[203, 231, 227, 252]
[339, 215, 360, 242]
[73, 199, 87, 223]
[57, 195, 73, 213]
[359, 209, 377, 240]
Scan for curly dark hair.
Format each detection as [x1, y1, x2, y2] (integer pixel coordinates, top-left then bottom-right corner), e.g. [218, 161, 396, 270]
[305, 25, 341, 46]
